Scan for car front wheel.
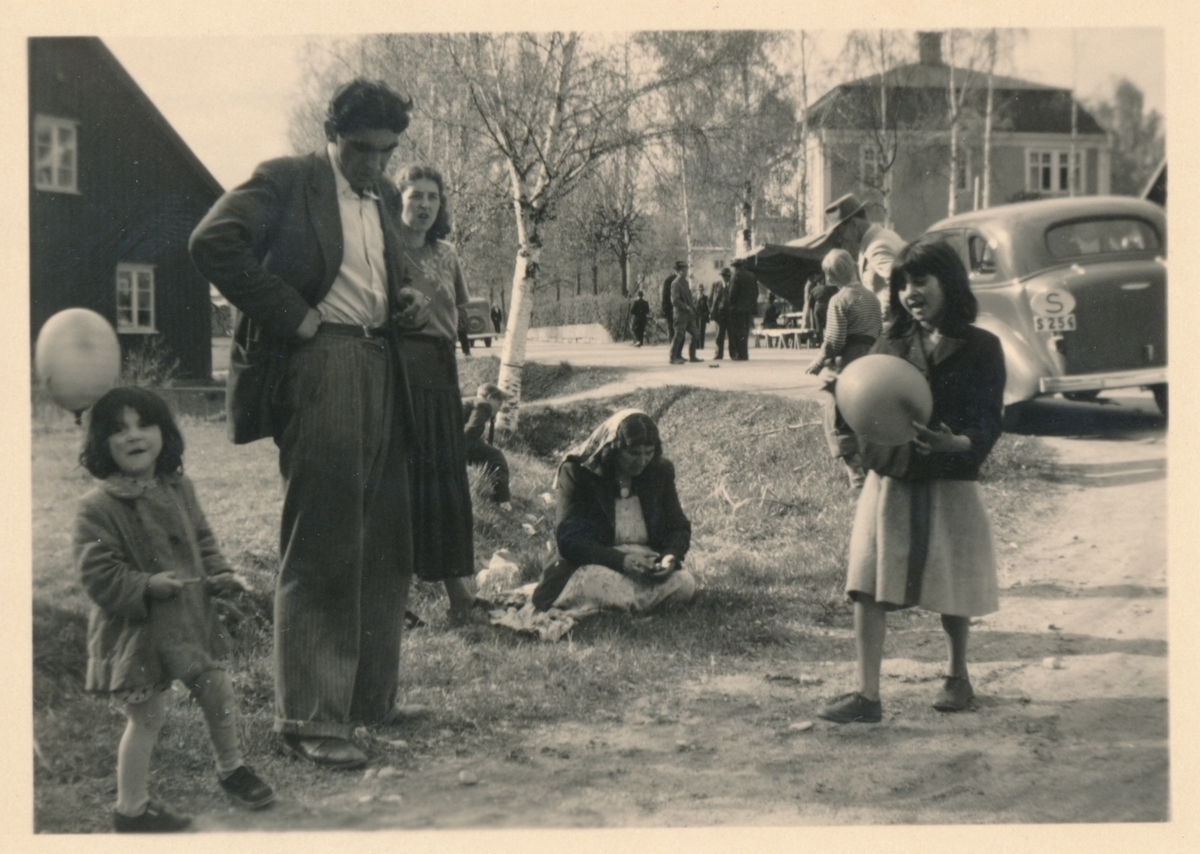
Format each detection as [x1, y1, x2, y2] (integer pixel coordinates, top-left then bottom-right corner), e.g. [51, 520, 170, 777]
[1001, 402, 1029, 433]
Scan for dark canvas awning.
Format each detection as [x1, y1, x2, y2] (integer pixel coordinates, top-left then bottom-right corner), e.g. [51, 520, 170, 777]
[738, 230, 839, 306]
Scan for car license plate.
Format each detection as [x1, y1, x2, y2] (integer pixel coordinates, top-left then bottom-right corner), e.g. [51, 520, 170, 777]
[1034, 314, 1076, 333]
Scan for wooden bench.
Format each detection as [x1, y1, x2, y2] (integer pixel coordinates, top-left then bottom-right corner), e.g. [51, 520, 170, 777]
[752, 328, 800, 348]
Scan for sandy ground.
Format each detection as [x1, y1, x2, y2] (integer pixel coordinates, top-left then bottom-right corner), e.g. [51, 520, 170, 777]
[193, 340, 1169, 830]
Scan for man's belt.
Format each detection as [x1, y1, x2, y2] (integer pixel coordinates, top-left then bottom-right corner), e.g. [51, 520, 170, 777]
[317, 322, 390, 339]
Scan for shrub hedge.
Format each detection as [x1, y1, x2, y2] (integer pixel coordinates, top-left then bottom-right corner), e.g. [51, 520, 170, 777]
[530, 294, 633, 342]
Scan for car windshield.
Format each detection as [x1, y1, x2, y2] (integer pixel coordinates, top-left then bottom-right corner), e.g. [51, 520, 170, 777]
[1045, 218, 1161, 259]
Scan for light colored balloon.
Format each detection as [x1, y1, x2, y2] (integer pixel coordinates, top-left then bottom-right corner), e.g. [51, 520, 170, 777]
[835, 354, 933, 446]
[35, 308, 121, 413]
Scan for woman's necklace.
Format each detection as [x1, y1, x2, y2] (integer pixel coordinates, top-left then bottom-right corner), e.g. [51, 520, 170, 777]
[617, 476, 632, 499]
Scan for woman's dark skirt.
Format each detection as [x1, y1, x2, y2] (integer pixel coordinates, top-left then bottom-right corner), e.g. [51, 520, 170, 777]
[397, 335, 475, 581]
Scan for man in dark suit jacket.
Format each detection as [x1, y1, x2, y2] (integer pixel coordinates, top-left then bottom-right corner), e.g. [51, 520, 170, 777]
[726, 260, 760, 360]
[711, 272, 730, 359]
[190, 79, 423, 770]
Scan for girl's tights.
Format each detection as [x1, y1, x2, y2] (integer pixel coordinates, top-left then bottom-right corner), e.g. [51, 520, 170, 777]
[116, 670, 243, 816]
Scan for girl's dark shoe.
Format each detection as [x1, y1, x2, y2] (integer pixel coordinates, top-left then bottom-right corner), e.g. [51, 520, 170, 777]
[818, 692, 883, 724]
[932, 676, 975, 712]
[219, 765, 275, 809]
[113, 801, 192, 833]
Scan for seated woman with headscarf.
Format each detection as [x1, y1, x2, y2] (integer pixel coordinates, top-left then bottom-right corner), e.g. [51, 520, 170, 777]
[531, 409, 697, 613]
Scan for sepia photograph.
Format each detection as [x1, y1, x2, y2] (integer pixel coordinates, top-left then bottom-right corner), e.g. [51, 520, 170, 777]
[13, 2, 1190, 847]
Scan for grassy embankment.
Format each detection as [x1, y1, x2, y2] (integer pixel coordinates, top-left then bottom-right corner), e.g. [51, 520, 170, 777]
[31, 359, 1057, 832]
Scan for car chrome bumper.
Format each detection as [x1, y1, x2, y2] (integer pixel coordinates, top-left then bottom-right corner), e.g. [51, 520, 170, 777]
[1040, 368, 1167, 394]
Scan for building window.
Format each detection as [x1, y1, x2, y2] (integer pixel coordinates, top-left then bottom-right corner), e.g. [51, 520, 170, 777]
[861, 145, 884, 189]
[116, 263, 156, 333]
[1027, 149, 1081, 194]
[33, 114, 79, 193]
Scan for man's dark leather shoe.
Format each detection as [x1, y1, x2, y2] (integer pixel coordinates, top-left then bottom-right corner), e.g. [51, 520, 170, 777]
[283, 735, 367, 769]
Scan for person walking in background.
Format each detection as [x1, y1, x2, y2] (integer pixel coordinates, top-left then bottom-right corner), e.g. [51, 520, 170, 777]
[630, 289, 650, 347]
[456, 313, 472, 356]
[726, 260, 760, 361]
[75, 387, 274, 831]
[463, 382, 512, 511]
[805, 248, 883, 489]
[392, 164, 483, 626]
[190, 79, 420, 770]
[712, 271, 730, 360]
[696, 287, 710, 349]
[762, 293, 781, 328]
[802, 271, 837, 346]
[668, 260, 702, 365]
[661, 271, 676, 341]
[490, 300, 503, 334]
[818, 237, 1005, 725]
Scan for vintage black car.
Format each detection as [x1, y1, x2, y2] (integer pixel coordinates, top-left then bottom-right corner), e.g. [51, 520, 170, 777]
[461, 296, 495, 347]
[923, 196, 1166, 418]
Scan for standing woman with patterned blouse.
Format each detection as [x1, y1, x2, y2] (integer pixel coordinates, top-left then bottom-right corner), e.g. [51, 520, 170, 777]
[393, 165, 478, 622]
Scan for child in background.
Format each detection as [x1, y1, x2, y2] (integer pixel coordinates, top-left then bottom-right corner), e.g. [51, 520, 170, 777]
[463, 382, 512, 511]
[74, 387, 273, 832]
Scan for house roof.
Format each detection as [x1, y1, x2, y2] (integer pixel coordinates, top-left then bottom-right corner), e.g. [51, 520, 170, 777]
[810, 61, 1106, 137]
[76, 37, 225, 198]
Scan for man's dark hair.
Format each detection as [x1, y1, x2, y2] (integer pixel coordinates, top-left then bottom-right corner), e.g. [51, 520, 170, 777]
[886, 237, 978, 337]
[325, 79, 413, 139]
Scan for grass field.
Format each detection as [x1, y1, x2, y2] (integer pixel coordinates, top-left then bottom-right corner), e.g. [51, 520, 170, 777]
[30, 374, 1058, 832]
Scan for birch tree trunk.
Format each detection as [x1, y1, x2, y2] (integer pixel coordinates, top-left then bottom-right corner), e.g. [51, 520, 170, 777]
[981, 30, 997, 209]
[738, 181, 754, 255]
[679, 136, 694, 266]
[495, 198, 540, 436]
[947, 41, 960, 217]
[796, 32, 810, 236]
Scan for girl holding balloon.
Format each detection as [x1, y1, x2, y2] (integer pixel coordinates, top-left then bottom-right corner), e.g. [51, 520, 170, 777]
[818, 237, 1005, 724]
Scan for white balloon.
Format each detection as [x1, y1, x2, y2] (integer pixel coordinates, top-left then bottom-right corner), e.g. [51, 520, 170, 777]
[835, 354, 933, 446]
[35, 308, 121, 413]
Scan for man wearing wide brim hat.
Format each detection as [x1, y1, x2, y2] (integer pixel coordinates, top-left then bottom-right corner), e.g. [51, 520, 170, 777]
[668, 260, 702, 364]
[822, 193, 906, 307]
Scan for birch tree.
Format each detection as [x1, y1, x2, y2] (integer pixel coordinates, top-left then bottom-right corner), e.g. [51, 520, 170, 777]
[837, 30, 916, 228]
[944, 30, 989, 215]
[445, 33, 645, 434]
[639, 32, 795, 254]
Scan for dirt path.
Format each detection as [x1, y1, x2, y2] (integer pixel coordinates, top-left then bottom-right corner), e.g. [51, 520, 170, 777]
[194, 364, 1166, 830]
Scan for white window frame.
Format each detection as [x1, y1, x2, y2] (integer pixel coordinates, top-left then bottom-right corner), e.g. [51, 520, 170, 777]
[1026, 148, 1082, 195]
[116, 263, 157, 333]
[33, 114, 79, 194]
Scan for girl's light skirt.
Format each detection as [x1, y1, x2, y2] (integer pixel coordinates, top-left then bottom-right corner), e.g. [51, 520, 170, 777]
[846, 472, 999, 617]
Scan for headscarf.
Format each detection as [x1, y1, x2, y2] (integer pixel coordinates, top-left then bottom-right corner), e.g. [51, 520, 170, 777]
[555, 408, 660, 486]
